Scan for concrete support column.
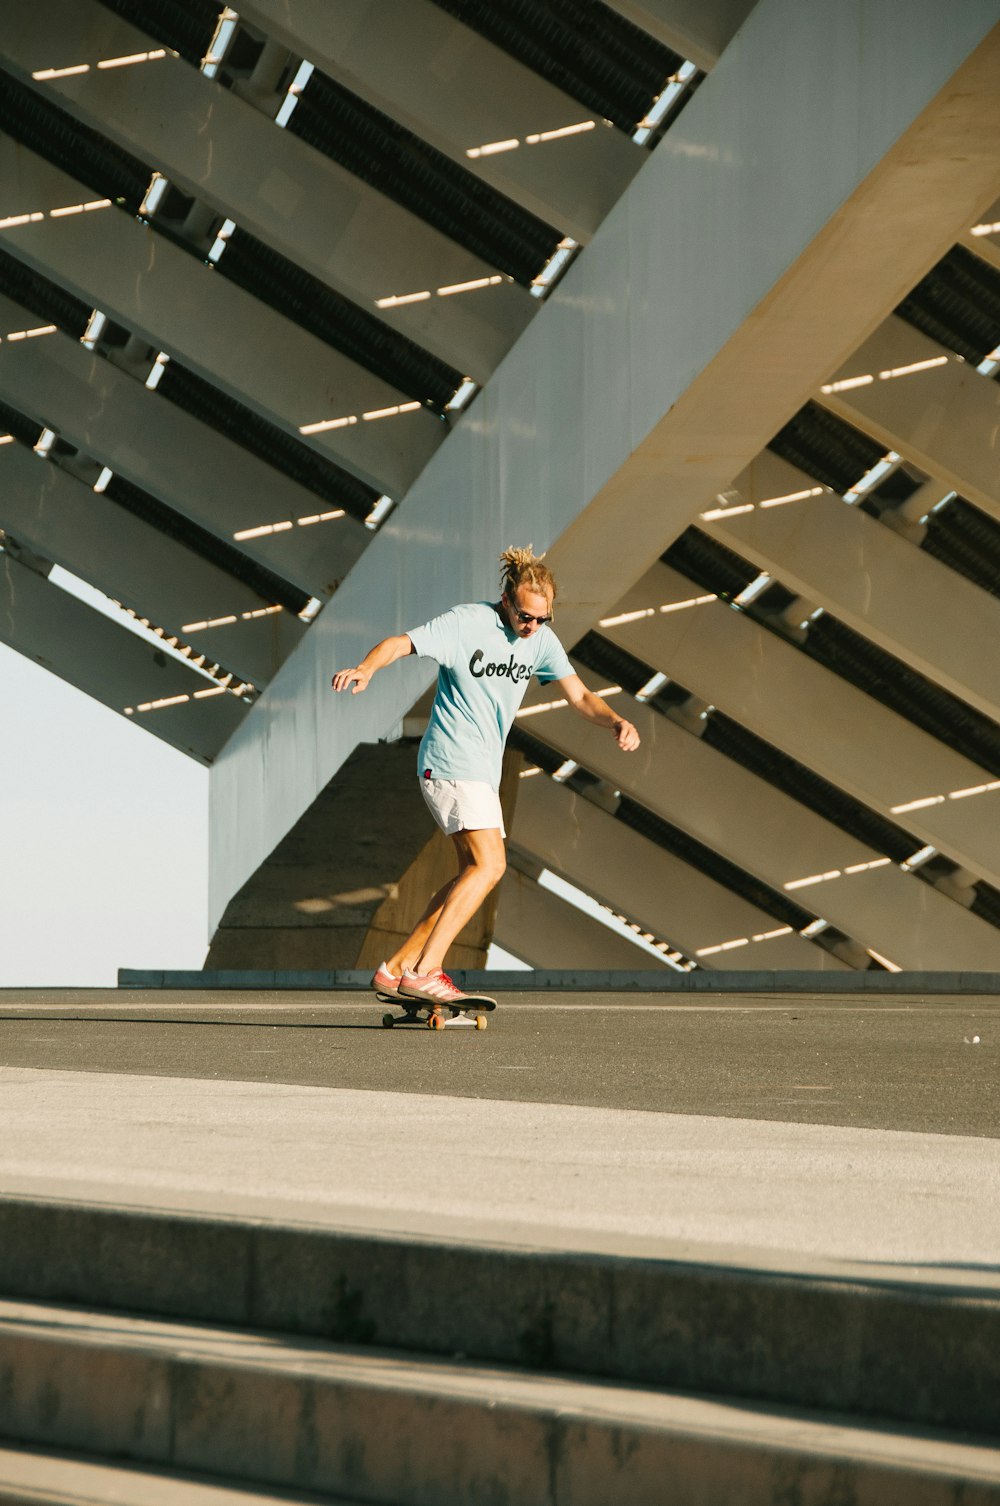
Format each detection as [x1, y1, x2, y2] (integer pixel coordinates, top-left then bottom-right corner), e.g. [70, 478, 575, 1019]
[206, 742, 433, 968]
[356, 747, 523, 971]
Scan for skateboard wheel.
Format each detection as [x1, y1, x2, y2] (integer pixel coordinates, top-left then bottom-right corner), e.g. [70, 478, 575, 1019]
[475, 1015, 487, 1030]
[428, 1013, 445, 1030]
[381, 1013, 394, 1028]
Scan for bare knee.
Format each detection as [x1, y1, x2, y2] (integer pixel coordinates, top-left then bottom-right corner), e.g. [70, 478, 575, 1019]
[465, 849, 504, 892]
[455, 832, 506, 890]
[480, 848, 506, 889]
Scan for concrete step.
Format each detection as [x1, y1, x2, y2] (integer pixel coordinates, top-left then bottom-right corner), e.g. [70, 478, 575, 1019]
[0, 1445, 367, 1506]
[0, 1196, 998, 1438]
[1, 1297, 999, 1506]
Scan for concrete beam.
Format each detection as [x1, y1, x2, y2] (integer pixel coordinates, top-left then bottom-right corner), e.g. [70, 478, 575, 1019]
[208, 0, 1000, 927]
[817, 315, 1000, 524]
[703, 449, 1000, 722]
[0, 296, 366, 600]
[510, 770, 847, 970]
[232, 0, 644, 242]
[2, 0, 534, 382]
[0, 550, 247, 763]
[961, 197, 1000, 272]
[0, 441, 305, 688]
[602, 0, 759, 70]
[541, 5, 1000, 659]
[517, 679, 1000, 970]
[602, 561, 1000, 890]
[0, 141, 444, 497]
[493, 863, 673, 969]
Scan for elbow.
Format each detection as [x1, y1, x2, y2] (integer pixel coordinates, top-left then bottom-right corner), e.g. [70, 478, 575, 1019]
[381, 634, 412, 662]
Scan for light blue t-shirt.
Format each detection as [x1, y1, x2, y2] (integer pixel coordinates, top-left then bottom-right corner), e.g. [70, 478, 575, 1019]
[407, 601, 573, 790]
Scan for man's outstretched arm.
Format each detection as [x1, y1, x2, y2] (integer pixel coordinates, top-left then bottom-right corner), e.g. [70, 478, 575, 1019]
[332, 633, 414, 694]
[557, 673, 640, 751]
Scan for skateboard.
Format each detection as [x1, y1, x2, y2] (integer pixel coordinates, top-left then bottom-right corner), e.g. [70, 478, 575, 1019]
[377, 990, 497, 1031]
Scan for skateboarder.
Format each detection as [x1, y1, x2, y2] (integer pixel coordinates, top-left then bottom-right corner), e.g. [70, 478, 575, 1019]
[331, 546, 640, 1012]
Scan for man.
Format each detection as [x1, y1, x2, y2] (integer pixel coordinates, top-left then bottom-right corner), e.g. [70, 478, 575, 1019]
[332, 547, 639, 1012]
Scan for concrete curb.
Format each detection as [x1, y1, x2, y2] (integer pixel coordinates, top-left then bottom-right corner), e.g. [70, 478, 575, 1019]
[117, 968, 1000, 994]
[1, 1196, 998, 1437]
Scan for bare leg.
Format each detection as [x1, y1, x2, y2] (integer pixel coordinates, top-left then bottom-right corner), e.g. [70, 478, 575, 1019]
[415, 827, 505, 975]
[385, 876, 457, 976]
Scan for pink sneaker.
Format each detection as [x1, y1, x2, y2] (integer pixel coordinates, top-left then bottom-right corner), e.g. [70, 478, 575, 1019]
[371, 962, 402, 998]
[397, 967, 471, 1007]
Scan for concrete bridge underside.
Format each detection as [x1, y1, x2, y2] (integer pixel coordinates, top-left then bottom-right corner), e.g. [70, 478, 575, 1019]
[1, 0, 999, 974]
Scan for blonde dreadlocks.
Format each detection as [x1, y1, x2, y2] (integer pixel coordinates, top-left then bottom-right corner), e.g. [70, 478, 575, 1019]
[498, 546, 557, 612]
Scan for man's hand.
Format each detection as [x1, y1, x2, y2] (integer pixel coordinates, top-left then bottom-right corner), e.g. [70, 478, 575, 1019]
[332, 634, 414, 696]
[557, 673, 641, 750]
[331, 666, 371, 694]
[613, 717, 640, 752]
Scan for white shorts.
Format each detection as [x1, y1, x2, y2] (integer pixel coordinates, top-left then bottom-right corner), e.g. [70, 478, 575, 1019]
[420, 776, 506, 837]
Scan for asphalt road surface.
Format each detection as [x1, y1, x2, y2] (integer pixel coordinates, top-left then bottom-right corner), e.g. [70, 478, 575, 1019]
[0, 989, 996, 1139]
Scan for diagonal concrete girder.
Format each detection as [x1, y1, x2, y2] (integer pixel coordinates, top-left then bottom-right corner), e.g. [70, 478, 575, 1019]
[702, 450, 1000, 722]
[516, 678, 1000, 969]
[961, 201, 1000, 270]
[0, 141, 444, 497]
[233, 0, 645, 243]
[817, 315, 1000, 523]
[602, 560, 1000, 890]
[1, 0, 534, 383]
[0, 440, 303, 688]
[602, 0, 758, 70]
[0, 550, 247, 764]
[208, 1, 1000, 929]
[509, 770, 848, 970]
[540, 9, 1000, 659]
[0, 295, 366, 600]
[493, 863, 673, 970]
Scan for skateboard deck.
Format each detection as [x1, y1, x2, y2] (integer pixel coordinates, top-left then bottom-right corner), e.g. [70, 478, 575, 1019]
[376, 990, 497, 1030]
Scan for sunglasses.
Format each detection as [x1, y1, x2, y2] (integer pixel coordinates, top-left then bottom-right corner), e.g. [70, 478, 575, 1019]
[513, 608, 552, 626]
